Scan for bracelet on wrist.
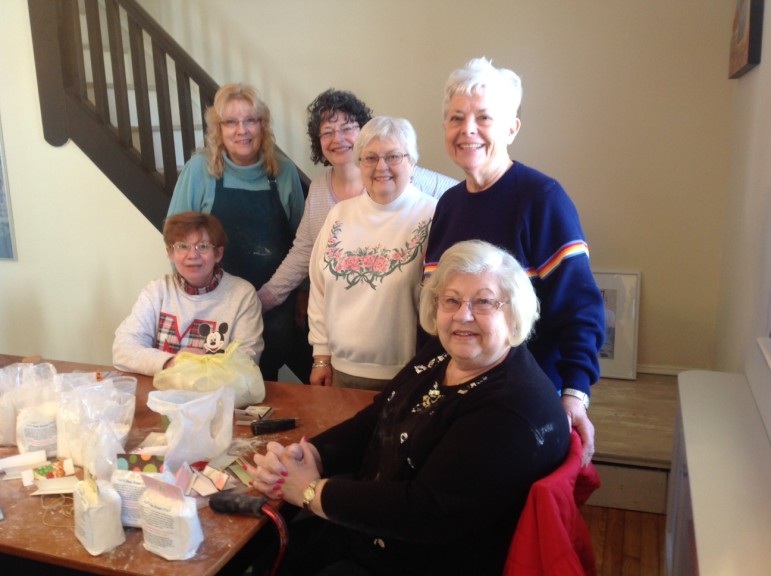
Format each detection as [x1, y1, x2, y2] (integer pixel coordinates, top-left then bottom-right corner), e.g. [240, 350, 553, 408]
[562, 388, 590, 410]
[312, 360, 330, 369]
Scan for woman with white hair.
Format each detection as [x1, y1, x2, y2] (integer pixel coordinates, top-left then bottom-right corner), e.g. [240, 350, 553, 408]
[308, 116, 437, 389]
[423, 57, 605, 465]
[247, 239, 570, 576]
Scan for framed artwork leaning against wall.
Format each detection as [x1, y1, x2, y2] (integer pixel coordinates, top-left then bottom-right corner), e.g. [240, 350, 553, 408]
[593, 271, 640, 380]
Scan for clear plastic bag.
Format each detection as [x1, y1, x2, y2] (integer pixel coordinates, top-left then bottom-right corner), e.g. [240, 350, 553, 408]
[146, 387, 235, 473]
[0, 362, 57, 447]
[153, 341, 265, 408]
[58, 376, 137, 478]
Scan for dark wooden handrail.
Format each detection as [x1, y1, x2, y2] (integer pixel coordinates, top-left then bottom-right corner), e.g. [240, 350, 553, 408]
[28, 0, 309, 231]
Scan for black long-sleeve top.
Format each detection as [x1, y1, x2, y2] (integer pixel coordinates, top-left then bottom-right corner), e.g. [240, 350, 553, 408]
[311, 337, 571, 575]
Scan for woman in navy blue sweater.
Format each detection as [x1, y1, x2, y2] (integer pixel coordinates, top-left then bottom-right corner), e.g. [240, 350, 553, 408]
[422, 57, 605, 466]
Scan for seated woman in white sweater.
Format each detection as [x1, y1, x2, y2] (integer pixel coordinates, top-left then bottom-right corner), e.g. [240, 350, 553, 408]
[308, 116, 437, 390]
[112, 211, 264, 375]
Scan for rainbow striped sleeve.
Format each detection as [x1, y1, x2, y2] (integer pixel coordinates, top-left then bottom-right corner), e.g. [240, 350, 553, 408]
[531, 240, 589, 279]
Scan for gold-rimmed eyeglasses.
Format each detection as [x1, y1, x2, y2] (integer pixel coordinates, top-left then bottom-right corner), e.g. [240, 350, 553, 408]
[436, 295, 509, 315]
[171, 242, 216, 254]
[221, 117, 260, 130]
[359, 153, 409, 167]
[319, 124, 360, 141]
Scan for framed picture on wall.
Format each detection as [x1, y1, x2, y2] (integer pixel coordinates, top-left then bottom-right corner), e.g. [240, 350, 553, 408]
[593, 271, 640, 380]
[0, 113, 17, 260]
[729, 0, 765, 79]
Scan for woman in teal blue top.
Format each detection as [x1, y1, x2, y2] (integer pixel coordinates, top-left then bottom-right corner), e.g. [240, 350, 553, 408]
[168, 83, 305, 381]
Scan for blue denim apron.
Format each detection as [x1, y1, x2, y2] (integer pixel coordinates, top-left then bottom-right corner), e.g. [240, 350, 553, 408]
[211, 175, 294, 380]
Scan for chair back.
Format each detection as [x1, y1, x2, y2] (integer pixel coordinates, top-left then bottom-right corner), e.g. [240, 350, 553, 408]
[503, 429, 600, 576]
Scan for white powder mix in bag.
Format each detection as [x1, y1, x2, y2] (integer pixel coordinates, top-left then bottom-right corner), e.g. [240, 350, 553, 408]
[111, 469, 150, 528]
[74, 479, 126, 556]
[16, 401, 58, 457]
[140, 479, 203, 560]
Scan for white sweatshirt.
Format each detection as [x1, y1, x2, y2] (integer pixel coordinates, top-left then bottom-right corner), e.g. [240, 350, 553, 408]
[308, 184, 437, 380]
[113, 272, 264, 375]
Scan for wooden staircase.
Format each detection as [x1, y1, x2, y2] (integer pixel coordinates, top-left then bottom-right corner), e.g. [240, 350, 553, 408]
[27, 0, 308, 232]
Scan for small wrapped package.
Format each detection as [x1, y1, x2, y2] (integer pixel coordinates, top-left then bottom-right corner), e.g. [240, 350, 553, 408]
[73, 477, 126, 556]
[140, 474, 203, 560]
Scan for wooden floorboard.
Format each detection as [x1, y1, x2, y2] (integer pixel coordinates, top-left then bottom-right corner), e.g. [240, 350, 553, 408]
[581, 505, 666, 576]
[579, 373, 673, 575]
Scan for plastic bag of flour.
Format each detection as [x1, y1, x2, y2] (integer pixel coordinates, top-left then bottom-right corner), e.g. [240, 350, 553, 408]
[55, 372, 99, 462]
[140, 475, 203, 560]
[58, 376, 137, 476]
[146, 387, 234, 473]
[16, 400, 59, 457]
[74, 477, 126, 556]
[0, 362, 57, 448]
[111, 467, 170, 528]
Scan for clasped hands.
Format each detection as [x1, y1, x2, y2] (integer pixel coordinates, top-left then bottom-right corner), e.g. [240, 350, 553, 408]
[245, 438, 323, 508]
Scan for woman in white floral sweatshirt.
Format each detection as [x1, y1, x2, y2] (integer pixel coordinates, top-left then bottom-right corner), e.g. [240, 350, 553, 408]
[308, 117, 437, 390]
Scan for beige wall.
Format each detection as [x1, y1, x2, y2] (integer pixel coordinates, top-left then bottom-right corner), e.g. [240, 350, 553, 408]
[138, 0, 737, 375]
[0, 1, 169, 365]
[1, 0, 766, 378]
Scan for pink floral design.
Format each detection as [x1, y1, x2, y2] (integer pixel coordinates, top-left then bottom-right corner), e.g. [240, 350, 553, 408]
[322, 219, 431, 289]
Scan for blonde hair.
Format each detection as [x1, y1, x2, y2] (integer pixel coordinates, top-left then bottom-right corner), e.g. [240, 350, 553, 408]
[203, 83, 280, 178]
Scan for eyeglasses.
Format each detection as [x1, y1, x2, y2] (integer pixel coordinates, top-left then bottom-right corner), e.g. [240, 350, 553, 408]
[221, 117, 260, 130]
[359, 153, 409, 167]
[319, 124, 359, 141]
[436, 295, 509, 315]
[171, 242, 216, 254]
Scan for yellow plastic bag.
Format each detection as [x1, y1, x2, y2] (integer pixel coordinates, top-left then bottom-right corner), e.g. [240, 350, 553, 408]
[152, 341, 265, 408]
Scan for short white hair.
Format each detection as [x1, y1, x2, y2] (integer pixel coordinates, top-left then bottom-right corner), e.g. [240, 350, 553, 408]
[442, 57, 523, 122]
[353, 116, 419, 167]
[420, 240, 539, 347]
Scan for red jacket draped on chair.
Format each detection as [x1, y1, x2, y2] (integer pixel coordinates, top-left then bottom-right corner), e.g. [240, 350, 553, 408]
[503, 429, 600, 576]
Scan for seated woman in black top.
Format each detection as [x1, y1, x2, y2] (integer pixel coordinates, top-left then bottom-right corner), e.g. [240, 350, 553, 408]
[247, 239, 571, 576]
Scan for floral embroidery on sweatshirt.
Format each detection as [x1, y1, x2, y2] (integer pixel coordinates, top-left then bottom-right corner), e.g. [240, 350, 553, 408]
[322, 219, 431, 289]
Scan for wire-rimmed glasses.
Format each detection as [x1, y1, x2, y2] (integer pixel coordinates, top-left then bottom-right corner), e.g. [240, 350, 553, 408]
[436, 295, 509, 315]
[171, 242, 216, 254]
[359, 153, 409, 167]
[221, 117, 260, 130]
[319, 124, 360, 141]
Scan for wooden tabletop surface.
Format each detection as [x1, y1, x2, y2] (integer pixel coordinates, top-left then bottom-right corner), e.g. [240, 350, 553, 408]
[0, 354, 375, 575]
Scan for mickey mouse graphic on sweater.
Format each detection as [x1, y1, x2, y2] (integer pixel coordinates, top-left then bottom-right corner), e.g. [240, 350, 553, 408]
[199, 322, 228, 354]
[112, 272, 264, 376]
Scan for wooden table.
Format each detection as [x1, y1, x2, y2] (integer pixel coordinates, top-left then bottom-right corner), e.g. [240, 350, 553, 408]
[0, 355, 375, 575]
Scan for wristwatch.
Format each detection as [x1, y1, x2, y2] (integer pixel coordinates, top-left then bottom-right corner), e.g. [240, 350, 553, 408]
[562, 388, 590, 410]
[302, 478, 320, 510]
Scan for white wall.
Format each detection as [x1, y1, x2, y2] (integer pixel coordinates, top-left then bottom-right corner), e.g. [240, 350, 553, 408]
[716, 3, 771, 372]
[0, 1, 169, 365]
[2, 0, 764, 378]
